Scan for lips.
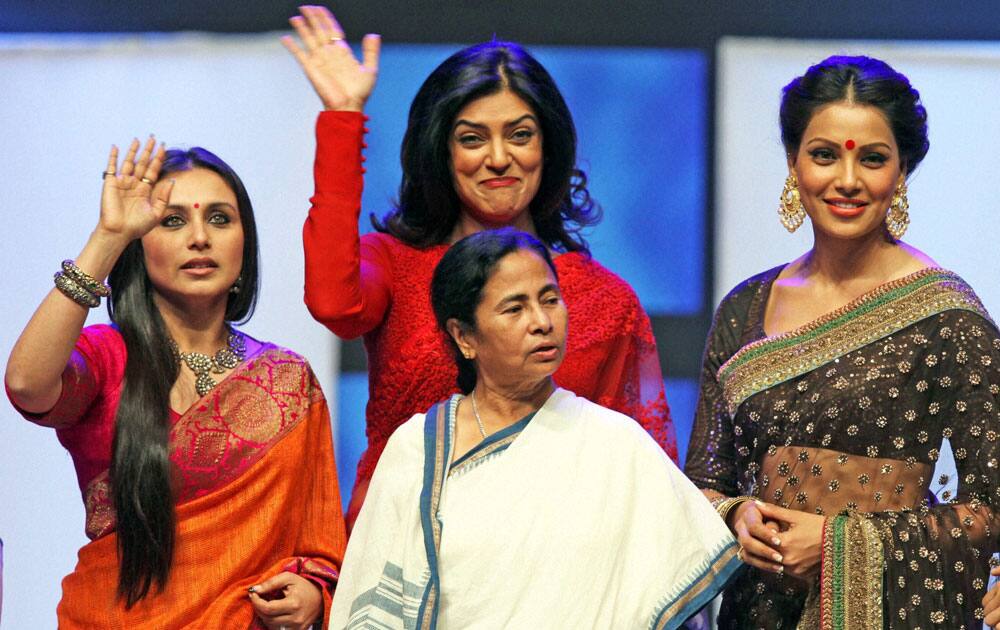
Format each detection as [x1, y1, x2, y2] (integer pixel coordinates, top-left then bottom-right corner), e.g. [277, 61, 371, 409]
[180, 258, 219, 275]
[482, 177, 519, 189]
[530, 343, 560, 361]
[824, 197, 868, 218]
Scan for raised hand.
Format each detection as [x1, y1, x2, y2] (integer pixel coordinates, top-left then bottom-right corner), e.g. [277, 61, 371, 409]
[99, 136, 173, 243]
[281, 5, 380, 112]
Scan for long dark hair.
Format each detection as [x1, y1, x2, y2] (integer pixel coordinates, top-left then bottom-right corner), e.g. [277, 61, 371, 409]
[373, 40, 600, 253]
[780, 55, 929, 175]
[106, 147, 259, 607]
[430, 228, 557, 393]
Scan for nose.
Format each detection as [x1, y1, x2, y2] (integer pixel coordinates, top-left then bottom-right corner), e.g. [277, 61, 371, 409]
[835, 158, 861, 196]
[528, 302, 553, 335]
[485, 138, 512, 173]
[188, 218, 210, 250]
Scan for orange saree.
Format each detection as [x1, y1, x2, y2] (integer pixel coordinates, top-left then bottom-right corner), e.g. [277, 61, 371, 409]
[13, 326, 345, 629]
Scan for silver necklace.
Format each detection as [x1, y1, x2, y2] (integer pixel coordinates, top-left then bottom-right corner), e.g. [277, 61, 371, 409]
[470, 389, 488, 439]
[171, 330, 247, 396]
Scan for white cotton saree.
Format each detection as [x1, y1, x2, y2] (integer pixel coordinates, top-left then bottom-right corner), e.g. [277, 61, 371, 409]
[330, 388, 739, 629]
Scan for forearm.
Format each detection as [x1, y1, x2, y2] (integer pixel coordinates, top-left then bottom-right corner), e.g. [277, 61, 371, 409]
[6, 229, 127, 412]
[303, 111, 389, 336]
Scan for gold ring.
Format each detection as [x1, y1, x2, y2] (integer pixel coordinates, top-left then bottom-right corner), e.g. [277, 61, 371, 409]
[736, 546, 745, 562]
[102, 171, 115, 179]
[140, 176, 155, 185]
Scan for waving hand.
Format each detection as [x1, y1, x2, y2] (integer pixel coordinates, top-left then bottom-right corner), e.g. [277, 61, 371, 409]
[281, 6, 381, 112]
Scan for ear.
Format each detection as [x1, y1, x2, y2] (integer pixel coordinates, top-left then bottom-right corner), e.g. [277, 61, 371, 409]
[446, 318, 476, 361]
[786, 153, 797, 171]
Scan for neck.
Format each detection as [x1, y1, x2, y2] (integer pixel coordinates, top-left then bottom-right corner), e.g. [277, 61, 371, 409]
[801, 228, 901, 287]
[473, 375, 554, 428]
[449, 210, 538, 244]
[153, 292, 230, 353]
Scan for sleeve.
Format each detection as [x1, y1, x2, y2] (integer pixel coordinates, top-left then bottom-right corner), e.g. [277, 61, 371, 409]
[683, 289, 750, 497]
[593, 293, 678, 463]
[7, 324, 122, 429]
[302, 110, 394, 339]
[815, 311, 1000, 628]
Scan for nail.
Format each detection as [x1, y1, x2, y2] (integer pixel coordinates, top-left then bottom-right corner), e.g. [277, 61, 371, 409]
[773, 553, 783, 562]
[754, 500, 765, 506]
[772, 537, 782, 546]
[248, 586, 256, 593]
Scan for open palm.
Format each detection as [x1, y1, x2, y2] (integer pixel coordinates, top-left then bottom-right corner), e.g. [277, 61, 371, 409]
[281, 6, 380, 112]
[99, 136, 173, 241]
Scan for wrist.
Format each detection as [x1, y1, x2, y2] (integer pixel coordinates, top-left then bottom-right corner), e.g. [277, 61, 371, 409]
[80, 229, 131, 278]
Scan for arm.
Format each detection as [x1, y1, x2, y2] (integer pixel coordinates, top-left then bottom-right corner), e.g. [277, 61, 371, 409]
[5, 138, 170, 414]
[283, 6, 391, 340]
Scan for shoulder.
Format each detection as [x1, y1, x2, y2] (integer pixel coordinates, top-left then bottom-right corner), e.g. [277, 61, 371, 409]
[556, 253, 637, 300]
[551, 389, 663, 453]
[717, 265, 785, 313]
[380, 410, 428, 465]
[930, 269, 997, 328]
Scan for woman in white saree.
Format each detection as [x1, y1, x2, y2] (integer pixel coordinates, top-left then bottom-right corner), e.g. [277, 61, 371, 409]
[330, 228, 740, 629]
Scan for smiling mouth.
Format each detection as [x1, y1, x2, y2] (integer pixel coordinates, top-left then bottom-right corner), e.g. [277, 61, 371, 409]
[825, 198, 868, 217]
[482, 177, 519, 188]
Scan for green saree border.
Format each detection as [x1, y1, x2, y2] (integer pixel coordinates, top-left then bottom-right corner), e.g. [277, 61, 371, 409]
[718, 268, 991, 416]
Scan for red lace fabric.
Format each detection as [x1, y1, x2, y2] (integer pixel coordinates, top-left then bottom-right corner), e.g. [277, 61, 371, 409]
[303, 112, 677, 524]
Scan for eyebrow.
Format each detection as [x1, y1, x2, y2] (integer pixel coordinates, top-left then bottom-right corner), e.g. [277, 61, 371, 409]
[165, 201, 237, 212]
[453, 114, 538, 132]
[495, 283, 560, 308]
[806, 137, 892, 151]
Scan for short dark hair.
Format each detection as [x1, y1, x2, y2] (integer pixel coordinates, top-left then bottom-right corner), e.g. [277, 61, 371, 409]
[374, 40, 600, 252]
[106, 147, 260, 606]
[430, 228, 557, 393]
[780, 55, 929, 175]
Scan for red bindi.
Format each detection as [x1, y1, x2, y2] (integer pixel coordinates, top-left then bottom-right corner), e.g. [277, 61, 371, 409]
[193, 203, 200, 209]
[844, 139, 856, 150]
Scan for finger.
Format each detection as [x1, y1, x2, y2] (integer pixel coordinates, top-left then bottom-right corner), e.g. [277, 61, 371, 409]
[280, 35, 309, 64]
[120, 138, 140, 177]
[151, 177, 174, 217]
[755, 501, 799, 524]
[309, 5, 345, 39]
[361, 33, 381, 73]
[105, 144, 119, 177]
[747, 519, 783, 548]
[736, 522, 783, 565]
[249, 591, 299, 617]
[251, 570, 298, 595]
[992, 565, 1000, 575]
[134, 135, 156, 180]
[289, 15, 321, 51]
[144, 142, 166, 183]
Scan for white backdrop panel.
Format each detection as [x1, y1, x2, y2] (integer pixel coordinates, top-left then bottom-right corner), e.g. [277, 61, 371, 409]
[716, 38, 1000, 312]
[0, 33, 337, 628]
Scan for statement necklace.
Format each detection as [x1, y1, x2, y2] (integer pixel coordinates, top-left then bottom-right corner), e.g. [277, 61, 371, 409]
[171, 330, 247, 396]
[470, 389, 488, 439]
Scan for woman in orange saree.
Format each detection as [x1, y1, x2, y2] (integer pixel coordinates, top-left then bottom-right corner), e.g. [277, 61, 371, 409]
[5, 139, 345, 629]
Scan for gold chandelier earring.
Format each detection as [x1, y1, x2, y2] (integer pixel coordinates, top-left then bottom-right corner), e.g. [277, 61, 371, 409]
[777, 173, 806, 233]
[885, 180, 910, 240]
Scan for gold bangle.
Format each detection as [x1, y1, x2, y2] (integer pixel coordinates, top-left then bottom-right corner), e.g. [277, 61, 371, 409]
[715, 495, 757, 526]
[54, 272, 100, 308]
[61, 259, 110, 297]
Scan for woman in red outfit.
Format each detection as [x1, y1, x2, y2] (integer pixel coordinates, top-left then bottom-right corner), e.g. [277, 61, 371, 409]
[283, 6, 678, 529]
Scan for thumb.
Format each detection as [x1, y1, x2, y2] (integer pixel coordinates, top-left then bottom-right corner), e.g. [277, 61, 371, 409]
[250, 571, 295, 595]
[754, 501, 796, 523]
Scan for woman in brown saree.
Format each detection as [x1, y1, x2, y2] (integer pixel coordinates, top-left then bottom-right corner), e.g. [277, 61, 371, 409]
[685, 55, 999, 628]
[5, 139, 345, 629]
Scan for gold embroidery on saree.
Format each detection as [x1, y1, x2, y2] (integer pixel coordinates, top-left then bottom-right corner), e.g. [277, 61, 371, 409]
[719, 269, 991, 416]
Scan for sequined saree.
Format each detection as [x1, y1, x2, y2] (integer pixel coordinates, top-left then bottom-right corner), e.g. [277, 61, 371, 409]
[685, 267, 1000, 629]
[12, 325, 346, 629]
[331, 388, 739, 629]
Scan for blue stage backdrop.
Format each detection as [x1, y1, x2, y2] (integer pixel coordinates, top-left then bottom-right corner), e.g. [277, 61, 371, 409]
[337, 44, 708, 499]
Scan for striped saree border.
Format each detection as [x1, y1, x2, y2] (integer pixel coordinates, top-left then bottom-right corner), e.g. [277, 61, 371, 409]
[818, 514, 884, 630]
[449, 411, 534, 478]
[650, 539, 742, 630]
[416, 397, 457, 630]
[718, 269, 991, 416]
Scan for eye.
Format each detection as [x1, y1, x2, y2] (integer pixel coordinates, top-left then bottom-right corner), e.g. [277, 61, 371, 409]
[510, 128, 536, 143]
[543, 294, 561, 306]
[861, 152, 889, 166]
[503, 304, 523, 315]
[161, 214, 184, 227]
[208, 211, 231, 225]
[457, 133, 485, 146]
[808, 148, 836, 164]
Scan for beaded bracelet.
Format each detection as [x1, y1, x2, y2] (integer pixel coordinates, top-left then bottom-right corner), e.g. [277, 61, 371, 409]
[54, 272, 101, 308]
[61, 259, 110, 297]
